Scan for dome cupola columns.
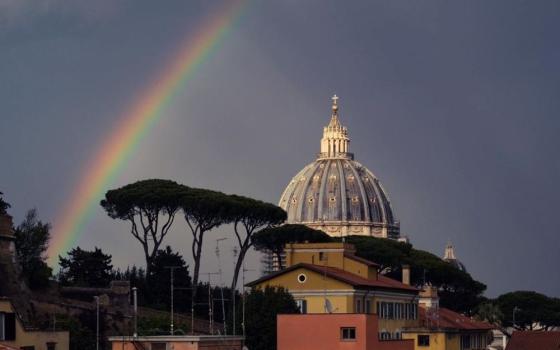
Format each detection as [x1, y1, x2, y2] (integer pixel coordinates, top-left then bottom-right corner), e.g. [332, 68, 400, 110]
[319, 95, 352, 160]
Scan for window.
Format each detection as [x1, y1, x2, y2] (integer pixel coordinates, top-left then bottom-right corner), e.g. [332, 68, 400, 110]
[319, 252, 326, 261]
[365, 300, 371, 314]
[355, 299, 362, 313]
[46, 343, 57, 350]
[418, 335, 430, 346]
[297, 273, 307, 283]
[151, 343, 166, 350]
[0, 313, 15, 341]
[340, 327, 356, 341]
[388, 303, 394, 319]
[296, 299, 307, 314]
[460, 335, 471, 350]
[379, 332, 391, 340]
[20, 347, 35, 350]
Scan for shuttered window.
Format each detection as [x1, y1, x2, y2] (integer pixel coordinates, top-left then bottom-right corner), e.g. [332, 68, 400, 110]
[0, 312, 16, 341]
[4, 313, 16, 341]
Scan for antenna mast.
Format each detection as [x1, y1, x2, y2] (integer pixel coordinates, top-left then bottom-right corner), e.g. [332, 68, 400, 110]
[215, 238, 228, 335]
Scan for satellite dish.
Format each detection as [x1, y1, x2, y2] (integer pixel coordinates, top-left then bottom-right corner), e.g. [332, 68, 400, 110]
[325, 299, 334, 313]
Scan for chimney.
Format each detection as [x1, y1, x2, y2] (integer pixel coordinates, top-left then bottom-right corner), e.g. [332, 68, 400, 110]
[0, 213, 15, 263]
[0, 214, 14, 237]
[402, 264, 410, 285]
[419, 285, 439, 309]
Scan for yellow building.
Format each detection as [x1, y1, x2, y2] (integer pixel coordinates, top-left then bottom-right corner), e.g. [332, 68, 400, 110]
[0, 298, 69, 350]
[247, 242, 420, 339]
[401, 287, 493, 350]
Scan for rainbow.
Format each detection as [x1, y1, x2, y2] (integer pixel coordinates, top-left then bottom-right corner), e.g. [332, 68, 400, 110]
[48, 0, 247, 264]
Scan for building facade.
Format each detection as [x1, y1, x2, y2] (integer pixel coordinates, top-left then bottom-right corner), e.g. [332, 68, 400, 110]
[248, 242, 420, 339]
[278, 314, 414, 350]
[109, 335, 244, 350]
[0, 298, 69, 350]
[401, 287, 493, 350]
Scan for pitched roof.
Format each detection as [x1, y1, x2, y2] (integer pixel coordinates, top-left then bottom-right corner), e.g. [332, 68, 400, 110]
[343, 252, 379, 267]
[505, 331, 560, 350]
[0, 344, 19, 350]
[246, 263, 417, 293]
[418, 307, 494, 331]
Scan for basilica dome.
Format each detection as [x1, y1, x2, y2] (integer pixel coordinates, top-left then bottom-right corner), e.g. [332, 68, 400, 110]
[278, 96, 400, 238]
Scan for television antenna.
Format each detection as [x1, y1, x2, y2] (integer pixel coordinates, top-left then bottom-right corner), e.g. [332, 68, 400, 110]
[215, 238, 228, 335]
[242, 263, 255, 344]
[325, 299, 334, 313]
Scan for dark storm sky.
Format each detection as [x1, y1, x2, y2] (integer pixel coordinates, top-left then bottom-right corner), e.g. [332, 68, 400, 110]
[1, 0, 559, 297]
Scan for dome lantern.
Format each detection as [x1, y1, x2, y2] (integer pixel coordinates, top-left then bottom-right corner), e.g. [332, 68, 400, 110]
[320, 95, 352, 159]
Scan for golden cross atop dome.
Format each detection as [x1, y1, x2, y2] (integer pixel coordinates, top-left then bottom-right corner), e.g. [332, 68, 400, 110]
[331, 94, 339, 114]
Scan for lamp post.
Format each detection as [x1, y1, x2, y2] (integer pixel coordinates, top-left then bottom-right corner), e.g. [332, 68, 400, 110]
[132, 287, 138, 338]
[94, 296, 100, 350]
[513, 307, 521, 329]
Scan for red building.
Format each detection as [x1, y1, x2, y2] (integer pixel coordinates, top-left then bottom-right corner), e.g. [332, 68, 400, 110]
[277, 314, 413, 350]
[505, 331, 560, 350]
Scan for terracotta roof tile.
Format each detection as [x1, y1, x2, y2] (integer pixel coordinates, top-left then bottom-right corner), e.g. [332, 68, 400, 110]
[247, 263, 417, 293]
[419, 307, 494, 331]
[0, 344, 19, 350]
[343, 253, 379, 267]
[506, 331, 560, 350]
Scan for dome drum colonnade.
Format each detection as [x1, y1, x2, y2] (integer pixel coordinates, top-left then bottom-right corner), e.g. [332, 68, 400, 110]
[279, 96, 400, 239]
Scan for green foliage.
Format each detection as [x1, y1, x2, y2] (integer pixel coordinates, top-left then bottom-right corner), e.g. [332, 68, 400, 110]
[253, 224, 332, 269]
[56, 311, 108, 350]
[227, 194, 287, 290]
[341, 235, 486, 314]
[495, 291, 560, 330]
[242, 286, 299, 350]
[14, 208, 52, 289]
[100, 179, 184, 275]
[146, 246, 191, 312]
[137, 315, 191, 336]
[0, 191, 10, 214]
[59, 247, 113, 287]
[180, 187, 233, 287]
[476, 301, 503, 325]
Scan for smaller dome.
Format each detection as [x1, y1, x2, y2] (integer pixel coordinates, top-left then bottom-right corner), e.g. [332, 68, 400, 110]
[443, 243, 467, 272]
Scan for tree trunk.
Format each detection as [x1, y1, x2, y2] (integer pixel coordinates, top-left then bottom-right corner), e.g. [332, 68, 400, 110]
[192, 233, 204, 290]
[231, 249, 247, 292]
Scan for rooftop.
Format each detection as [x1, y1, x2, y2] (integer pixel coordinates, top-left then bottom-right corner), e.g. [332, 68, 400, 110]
[404, 307, 494, 332]
[505, 331, 560, 350]
[247, 262, 417, 293]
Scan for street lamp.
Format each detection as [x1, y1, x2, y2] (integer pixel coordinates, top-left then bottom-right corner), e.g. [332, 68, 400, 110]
[132, 287, 138, 338]
[94, 296, 100, 350]
[513, 306, 521, 329]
